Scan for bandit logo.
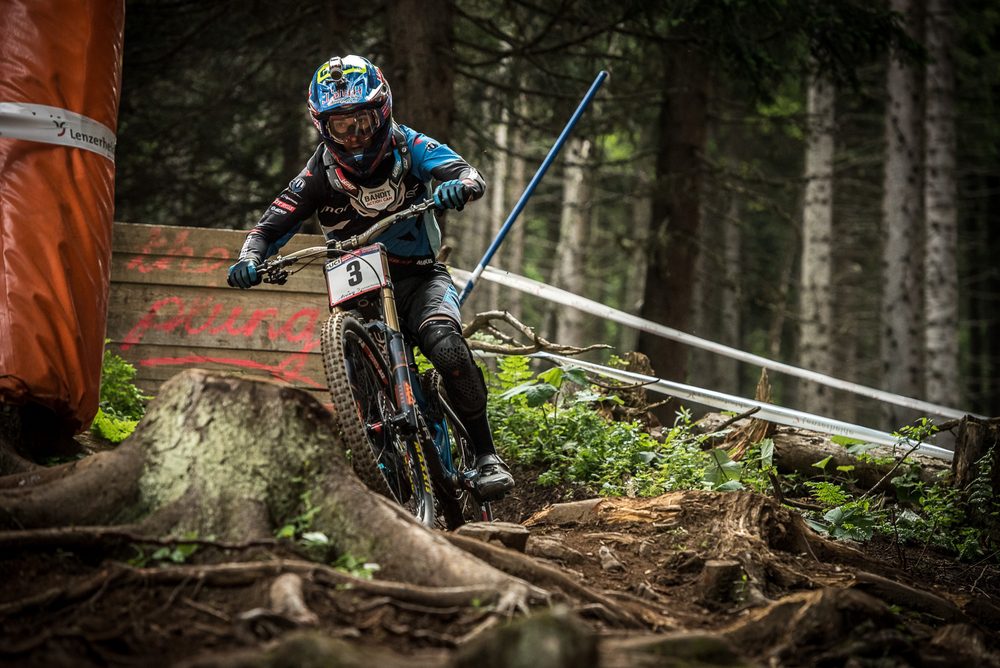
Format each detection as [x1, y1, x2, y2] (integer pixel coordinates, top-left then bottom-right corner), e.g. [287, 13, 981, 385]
[359, 183, 395, 211]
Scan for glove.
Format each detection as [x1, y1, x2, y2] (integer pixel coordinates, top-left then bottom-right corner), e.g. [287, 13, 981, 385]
[433, 180, 469, 211]
[227, 259, 260, 289]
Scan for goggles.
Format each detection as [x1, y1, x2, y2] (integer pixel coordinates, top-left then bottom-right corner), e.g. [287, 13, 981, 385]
[325, 109, 381, 146]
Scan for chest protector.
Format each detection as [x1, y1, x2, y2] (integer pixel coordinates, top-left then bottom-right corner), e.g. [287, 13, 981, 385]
[322, 125, 413, 218]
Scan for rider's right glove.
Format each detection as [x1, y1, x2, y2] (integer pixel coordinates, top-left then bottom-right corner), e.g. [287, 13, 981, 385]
[227, 259, 261, 289]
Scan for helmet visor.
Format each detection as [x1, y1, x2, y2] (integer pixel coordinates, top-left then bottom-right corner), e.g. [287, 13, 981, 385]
[325, 109, 381, 147]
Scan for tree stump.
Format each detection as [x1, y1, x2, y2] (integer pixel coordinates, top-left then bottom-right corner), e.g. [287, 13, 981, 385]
[952, 416, 1000, 492]
[0, 369, 535, 592]
[695, 559, 745, 606]
[952, 416, 1000, 540]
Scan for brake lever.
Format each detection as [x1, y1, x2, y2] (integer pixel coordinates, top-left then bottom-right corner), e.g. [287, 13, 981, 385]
[261, 269, 289, 285]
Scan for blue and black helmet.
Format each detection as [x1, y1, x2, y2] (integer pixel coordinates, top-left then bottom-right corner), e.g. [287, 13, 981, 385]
[307, 55, 393, 177]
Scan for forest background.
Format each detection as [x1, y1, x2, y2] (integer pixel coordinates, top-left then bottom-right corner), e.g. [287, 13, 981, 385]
[113, 0, 1000, 435]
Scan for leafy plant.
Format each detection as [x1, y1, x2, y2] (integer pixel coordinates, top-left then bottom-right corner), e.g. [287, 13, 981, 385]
[332, 553, 381, 579]
[704, 448, 744, 491]
[91, 342, 151, 443]
[276, 490, 321, 540]
[91, 409, 139, 445]
[127, 532, 200, 566]
[486, 357, 997, 563]
[487, 356, 719, 497]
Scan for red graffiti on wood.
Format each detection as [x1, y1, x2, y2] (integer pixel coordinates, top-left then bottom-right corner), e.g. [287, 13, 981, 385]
[121, 295, 324, 388]
[137, 353, 323, 389]
[126, 228, 231, 274]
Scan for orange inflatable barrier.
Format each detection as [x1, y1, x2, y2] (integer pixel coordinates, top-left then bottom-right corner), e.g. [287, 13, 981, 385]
[0, 1, 125, 433]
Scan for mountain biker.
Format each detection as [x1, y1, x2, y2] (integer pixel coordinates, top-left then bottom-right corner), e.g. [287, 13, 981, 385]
[226, 55, 514, 501]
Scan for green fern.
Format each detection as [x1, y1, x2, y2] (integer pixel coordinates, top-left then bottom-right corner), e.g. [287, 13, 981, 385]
[90, 407, 139, 444]
[91, 342, 151, 443]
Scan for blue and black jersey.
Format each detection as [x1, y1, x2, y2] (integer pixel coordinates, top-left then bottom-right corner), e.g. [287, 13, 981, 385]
[239, 123, 485, 276]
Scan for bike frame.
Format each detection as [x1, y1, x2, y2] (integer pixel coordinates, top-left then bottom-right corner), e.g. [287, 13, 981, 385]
[257, 199, 489, 521]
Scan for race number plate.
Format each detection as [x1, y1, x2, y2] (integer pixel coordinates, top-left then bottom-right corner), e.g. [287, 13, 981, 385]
[325, 245, 387, 308]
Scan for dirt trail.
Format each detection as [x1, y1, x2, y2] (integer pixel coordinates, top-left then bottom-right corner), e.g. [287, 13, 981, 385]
[1, 375, 999, 667]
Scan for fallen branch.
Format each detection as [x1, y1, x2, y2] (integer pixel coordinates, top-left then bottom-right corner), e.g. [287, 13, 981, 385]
[464, 310, 610, 356]
[716, 407, 761, 434]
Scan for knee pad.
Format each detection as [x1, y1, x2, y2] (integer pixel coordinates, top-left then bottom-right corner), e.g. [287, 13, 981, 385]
[418, 320, 487, 416]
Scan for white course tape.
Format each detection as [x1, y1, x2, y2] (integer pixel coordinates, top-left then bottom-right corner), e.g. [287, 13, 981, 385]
[528, 352, 952, 461]
[451, 266, 980, 421]
[0, 102, 116, 162]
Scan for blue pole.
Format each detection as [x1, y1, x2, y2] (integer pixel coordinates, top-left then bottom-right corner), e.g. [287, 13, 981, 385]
[458, 70, 609, 305]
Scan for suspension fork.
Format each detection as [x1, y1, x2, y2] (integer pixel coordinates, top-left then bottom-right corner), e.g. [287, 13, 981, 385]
[378, 264, 421, 433]
[378, 279, 454, 497]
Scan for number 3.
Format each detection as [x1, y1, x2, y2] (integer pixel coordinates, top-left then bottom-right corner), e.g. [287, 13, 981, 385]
[346, 260, 363, 286]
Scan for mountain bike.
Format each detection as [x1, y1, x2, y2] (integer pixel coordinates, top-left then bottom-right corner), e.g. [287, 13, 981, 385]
[255, 199, 493, 529]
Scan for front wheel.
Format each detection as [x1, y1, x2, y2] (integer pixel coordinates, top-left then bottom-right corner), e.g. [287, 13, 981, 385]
[321, 312, 435, 526]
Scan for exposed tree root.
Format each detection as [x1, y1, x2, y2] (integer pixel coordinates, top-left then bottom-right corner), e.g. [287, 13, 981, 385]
[524, 491, 868, 607]
[0, 558, 545, 619]
[444, 532, 657, 628]
[3, 369, 998, 666]
[851, 570, 969, 623]
[0, 370, 543, 595]
[0, 524, 279, 553]
[268, 573, 318, 625]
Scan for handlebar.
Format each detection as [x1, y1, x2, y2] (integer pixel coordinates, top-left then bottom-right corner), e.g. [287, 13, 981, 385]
[256, 198, 437, 283]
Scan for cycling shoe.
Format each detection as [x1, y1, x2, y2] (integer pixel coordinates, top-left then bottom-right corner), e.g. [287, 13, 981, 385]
[474, 453, 515, 501]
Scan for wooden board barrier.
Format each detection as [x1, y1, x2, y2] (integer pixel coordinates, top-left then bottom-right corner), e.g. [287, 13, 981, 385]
[109, 222, 332, 404]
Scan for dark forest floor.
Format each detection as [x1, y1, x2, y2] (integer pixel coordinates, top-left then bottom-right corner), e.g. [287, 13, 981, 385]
[2, 450, 999, 667]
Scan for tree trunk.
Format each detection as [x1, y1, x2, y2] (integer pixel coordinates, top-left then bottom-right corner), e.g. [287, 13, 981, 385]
[881, 0, 924, 429]
[452, 99, 496, 315]
[798, 69, 836, 415]
[719, 199, 743, 395]
[619, 148, 653, 355]
[385, 0, 454, 143]
[552, 138, 592, 349]
[690, 183, 715, 389]
[924, 0, 961, 406]
[486, 105, 510, 310]
[638, 41, 709, 386]
[505, 92, 528, 322]
[0, 370, 530, 592]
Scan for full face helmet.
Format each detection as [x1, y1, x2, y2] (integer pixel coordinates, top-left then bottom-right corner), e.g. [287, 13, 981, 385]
[307, 55, 393, 177]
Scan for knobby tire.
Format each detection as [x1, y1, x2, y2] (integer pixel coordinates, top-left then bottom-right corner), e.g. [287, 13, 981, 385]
[321, 311, 435, 526]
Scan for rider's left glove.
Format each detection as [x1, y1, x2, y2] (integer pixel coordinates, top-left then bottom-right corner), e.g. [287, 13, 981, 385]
[227, 259, 261, 289]
[433, 180, 470, 211]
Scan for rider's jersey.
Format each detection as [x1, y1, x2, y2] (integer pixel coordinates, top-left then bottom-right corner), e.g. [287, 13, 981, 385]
[239, 123, 485, 276]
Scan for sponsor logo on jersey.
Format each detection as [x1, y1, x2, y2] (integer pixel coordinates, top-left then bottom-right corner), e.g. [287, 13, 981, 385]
[334, 168, 358, 193]
[272, 198, 295, 212]
[359, 182, 395, 211]
[320, 205, 350, 214]
[289, 177, 306, 193]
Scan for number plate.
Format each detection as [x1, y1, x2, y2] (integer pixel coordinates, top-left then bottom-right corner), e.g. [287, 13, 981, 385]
[325, 245, 387, 308]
